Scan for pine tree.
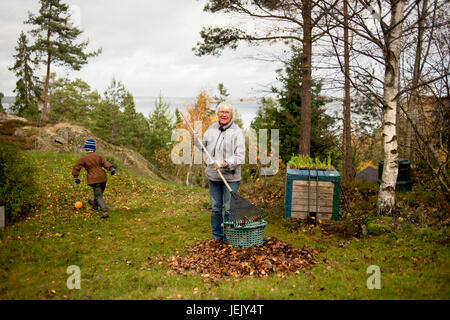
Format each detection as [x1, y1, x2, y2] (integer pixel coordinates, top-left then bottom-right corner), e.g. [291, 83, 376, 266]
[25, 0, 100, 121]
[143, 94, 174, 158]
[117, 91, 144, 149]
[91, 79, 123, 144]
[213, 82, 229, 107]
[251, 48, 338, 163]
[8, 31, 41, 120]
[48, 77, 101, 125]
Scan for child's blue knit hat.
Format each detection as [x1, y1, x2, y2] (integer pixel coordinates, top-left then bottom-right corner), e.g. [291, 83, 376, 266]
[84, 139, 96, 151]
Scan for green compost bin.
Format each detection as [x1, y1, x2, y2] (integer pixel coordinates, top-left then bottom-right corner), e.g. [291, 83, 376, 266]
[378, 159, 412, 191]
[284, 168, 341, 221]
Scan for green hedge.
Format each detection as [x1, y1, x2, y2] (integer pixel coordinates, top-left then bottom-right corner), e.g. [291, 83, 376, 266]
[0, 144, 37, 222]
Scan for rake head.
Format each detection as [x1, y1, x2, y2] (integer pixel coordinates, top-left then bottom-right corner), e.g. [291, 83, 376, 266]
[229, 192, 266, 222]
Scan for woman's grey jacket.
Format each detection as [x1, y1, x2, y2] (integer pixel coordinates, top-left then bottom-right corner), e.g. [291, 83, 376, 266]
[195, 120, 245, 182]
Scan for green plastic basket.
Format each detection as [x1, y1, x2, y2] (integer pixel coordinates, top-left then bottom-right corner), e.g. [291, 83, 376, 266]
[222, 220, 268, 248]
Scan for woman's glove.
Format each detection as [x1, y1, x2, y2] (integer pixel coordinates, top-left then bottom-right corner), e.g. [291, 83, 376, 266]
[74, 178, 81, 184]
[110, 168, 116, 176]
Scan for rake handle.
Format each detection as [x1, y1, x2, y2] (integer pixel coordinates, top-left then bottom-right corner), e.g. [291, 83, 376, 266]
[180, 112, 233, 193]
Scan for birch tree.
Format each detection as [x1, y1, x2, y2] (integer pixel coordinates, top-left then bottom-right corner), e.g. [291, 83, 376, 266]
[378, 0, 405, 216]
[323, 0, 450, 209]
[320, 0, 409, 215]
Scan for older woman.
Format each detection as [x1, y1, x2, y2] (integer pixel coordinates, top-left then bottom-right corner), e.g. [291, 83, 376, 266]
[197, 101, 245, 242]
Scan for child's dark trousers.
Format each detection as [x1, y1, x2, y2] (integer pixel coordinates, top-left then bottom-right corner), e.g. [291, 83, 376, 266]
[89, 181, 107, 211]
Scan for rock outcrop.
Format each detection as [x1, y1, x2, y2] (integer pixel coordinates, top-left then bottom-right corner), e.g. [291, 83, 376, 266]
[0, 112, 164, 179]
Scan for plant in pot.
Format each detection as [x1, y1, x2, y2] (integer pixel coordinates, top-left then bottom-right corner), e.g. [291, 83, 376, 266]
[284, 153, 341, 223]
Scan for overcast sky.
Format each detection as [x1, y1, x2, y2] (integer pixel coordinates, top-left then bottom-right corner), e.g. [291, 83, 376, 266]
[0, 0, 287, 98]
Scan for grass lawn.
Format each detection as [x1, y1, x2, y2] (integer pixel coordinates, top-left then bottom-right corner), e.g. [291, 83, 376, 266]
[0, 152, 449, 300]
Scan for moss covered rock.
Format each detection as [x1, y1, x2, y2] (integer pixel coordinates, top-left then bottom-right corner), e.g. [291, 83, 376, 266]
[366, 223, 392, 235]
[364, 216, 398, 236]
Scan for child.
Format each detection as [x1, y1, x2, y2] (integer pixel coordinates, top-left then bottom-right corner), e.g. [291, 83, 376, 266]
[72, 139, 116, 219]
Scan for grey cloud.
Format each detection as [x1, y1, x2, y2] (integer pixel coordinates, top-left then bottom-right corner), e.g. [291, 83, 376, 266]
[1, 0, 282, 98]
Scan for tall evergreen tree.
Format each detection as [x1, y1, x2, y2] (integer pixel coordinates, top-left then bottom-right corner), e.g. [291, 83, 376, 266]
[144, 94, 174, 156]
[251, 48, 338, 163]
[90, 78, 148, 152]
[117, 91, 146, 150]
[8, 31, 41, 120]
[91, 79, 125, 145]
[25, 0, 100, 121]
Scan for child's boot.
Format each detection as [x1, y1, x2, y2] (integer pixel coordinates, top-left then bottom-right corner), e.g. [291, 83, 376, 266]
[100, 209, 109, 219]
[88, 199, 98, 210]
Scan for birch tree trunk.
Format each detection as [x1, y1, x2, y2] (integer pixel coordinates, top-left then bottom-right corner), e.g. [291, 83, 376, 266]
[377, 0, 405, 216]
[186, 150, 193, 186]
[186, 163, 192, 186]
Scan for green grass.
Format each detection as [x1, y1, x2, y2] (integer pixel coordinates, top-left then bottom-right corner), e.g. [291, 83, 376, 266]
[0, 151, 449, 300]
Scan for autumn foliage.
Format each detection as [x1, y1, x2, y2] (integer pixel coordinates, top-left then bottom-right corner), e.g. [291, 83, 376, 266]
[175, 89, 218, 185]
[177, 89, 217, 136]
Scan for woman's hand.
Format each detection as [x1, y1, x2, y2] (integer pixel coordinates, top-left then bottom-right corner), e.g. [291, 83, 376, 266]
[211, 160, 227, 171]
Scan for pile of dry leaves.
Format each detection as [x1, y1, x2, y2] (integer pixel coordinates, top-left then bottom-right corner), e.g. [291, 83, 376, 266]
[168, 237, 317, 278]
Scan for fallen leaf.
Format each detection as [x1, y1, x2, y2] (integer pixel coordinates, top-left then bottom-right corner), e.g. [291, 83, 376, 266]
[167, 237, 317, 278]
[46, 289, 56, 297]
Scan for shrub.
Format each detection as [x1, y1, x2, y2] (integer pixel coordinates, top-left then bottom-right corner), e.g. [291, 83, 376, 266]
[0, 144, 38, 222]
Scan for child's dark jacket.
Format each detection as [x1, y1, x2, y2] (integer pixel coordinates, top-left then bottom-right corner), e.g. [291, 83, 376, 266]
[72, 152, 114, 185]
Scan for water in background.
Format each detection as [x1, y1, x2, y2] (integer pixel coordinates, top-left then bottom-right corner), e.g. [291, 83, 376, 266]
[134, 96, 261, 129]
[2, 96, 343, 131]
[1, 96, 263, 129]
